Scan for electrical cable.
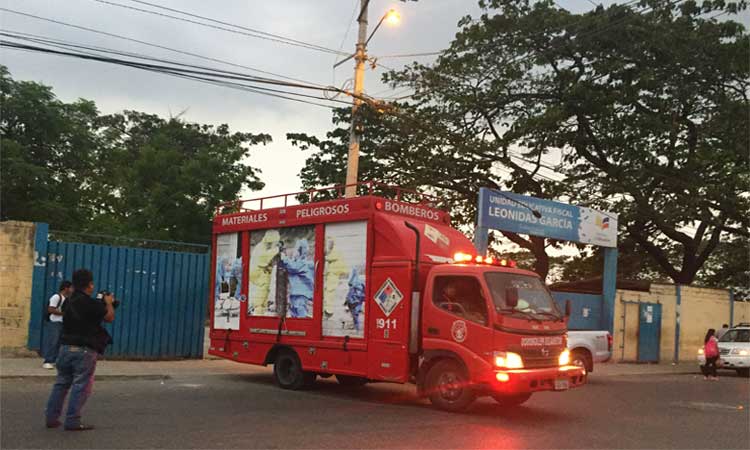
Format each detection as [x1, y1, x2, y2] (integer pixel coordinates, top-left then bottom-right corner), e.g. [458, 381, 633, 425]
[0, 8, 326, 87]
[0, 38, 352, 108]
[0, 37, 341, 95]
[90, 0, 349, 56]
[126, 0, 346, 55]
[376, 51, 442, 59]
[332, 0, 360, 84]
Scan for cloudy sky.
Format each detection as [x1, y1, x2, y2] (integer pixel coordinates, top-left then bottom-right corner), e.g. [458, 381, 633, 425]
[0, 0, 472, 197]
[1, 0, 638, 199]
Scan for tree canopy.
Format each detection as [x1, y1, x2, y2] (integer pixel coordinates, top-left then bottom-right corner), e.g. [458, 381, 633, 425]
[291, 0, 749, 287]
[1, 66, 269, 244]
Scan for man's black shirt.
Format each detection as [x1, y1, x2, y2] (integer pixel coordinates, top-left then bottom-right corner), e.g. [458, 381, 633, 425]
[61, 289, 107, 352]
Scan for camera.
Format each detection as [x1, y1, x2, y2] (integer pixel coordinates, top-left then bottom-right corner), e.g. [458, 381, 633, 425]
[96, 290, 120, 309]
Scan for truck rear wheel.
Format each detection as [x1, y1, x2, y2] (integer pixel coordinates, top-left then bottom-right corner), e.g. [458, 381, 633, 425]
[425, 359, 475, 412]
[491, 392, 532, 406]
[336, 375, 368, 386]
[273, 350, 316, 390]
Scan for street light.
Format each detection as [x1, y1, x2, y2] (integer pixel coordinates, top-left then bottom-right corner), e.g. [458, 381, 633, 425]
[385, 9, 401, 25]
[335, 1, 400, 198]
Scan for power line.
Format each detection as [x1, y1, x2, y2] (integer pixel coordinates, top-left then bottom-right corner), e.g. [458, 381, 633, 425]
[90, 0, 349, 56]
[0, 37, 353, 108]
[376, 51, 442, 58]
[333, 0, 360, 84]
[0, 8, 326, 87]
[4, 41, 338, 109]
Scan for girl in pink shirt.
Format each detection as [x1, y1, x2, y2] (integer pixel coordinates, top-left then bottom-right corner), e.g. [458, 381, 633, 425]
[702, 329, 720, 381]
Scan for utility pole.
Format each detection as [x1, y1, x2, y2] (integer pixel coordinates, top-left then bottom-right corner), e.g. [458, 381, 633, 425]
[344, 0, 369, 198]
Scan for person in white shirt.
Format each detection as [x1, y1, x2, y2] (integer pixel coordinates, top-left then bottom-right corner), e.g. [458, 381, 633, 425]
[716, 324, 730, 340]
[42, 281, 73, 369]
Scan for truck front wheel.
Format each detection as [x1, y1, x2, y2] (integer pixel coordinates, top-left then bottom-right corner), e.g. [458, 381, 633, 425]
[273, 350, 316, 390]
[491, 392, 532, 406]
[425, 359, 475, 412]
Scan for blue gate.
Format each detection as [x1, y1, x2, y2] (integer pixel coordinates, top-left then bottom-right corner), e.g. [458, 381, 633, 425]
[552, 292, 603, 330]
[637, 303, 662, 362]
[29, 239, 209, 359]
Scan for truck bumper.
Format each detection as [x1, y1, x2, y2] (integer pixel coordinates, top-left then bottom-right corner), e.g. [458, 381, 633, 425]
[486, 365, 587, 394]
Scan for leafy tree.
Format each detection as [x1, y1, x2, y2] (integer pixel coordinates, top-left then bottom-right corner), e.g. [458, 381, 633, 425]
[92, 111, 269, 243]
[1, 66, 100, 229]
[293, 0, 749, 285]
[695, 236, 750, 300]
[0, 67, 270, 244]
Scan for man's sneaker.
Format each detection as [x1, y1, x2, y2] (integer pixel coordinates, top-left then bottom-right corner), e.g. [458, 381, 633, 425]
[45, 420, 61, 429]
[42, 363, 55, 370]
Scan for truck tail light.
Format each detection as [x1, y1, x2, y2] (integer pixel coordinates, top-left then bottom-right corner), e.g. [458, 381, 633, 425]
[607, 333, 613, 352]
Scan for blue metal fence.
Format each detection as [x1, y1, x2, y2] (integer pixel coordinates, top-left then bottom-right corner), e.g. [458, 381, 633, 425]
[29, 237, 209, 359]
[552, 291, 603, 331]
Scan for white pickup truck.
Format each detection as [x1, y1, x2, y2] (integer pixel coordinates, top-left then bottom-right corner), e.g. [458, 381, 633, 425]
[567, 330, 612, 372]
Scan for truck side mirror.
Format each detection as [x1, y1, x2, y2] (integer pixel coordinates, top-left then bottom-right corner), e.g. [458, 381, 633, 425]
[505, 287, 519, 308]
[565, 299, 572, 317]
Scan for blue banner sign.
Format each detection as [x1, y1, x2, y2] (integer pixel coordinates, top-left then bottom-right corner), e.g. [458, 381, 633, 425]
[477, 188, 617, 248]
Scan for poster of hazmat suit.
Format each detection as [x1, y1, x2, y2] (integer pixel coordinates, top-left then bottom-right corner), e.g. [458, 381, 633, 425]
[247, 226, 316, 319]
[322, 221, 367, 338]
[214, 233, 243, 330]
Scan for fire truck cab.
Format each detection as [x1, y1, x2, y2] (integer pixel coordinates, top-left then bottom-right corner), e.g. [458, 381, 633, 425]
[209, 184, 586, 412]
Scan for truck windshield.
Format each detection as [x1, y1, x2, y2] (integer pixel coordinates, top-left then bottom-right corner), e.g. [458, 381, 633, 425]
[484, 272, 562, 321]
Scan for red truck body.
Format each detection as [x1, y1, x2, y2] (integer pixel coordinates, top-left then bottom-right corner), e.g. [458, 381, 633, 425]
[209, 186, 585, 411]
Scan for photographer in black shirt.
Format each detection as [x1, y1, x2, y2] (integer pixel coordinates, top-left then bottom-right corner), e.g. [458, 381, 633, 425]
[44, 269, 115, 431]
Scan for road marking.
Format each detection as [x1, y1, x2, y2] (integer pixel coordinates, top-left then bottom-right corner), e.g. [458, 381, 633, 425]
[673, 401, 746, 412]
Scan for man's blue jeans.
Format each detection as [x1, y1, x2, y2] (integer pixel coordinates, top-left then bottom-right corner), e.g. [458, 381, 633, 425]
[45, 345, 98, 428]
[42, 322, 63, 364]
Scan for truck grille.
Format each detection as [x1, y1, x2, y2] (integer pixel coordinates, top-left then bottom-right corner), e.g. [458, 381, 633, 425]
[719, 348, 730, 356]
[521, 348, 564, 369]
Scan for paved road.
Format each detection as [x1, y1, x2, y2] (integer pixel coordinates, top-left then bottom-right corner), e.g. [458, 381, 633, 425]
[2, 370, 748, 449]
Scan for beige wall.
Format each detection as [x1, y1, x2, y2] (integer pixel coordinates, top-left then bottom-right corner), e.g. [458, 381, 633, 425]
[0, 221, 36, 349]
[613, 283, 738, 362]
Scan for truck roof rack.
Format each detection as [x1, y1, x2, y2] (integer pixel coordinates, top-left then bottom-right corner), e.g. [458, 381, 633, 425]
[215, 181, 442, 214]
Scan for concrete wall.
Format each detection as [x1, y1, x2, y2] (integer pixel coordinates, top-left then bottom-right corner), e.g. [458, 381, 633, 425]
[613, 283, 742, 363]
[0, 221, 37, 349]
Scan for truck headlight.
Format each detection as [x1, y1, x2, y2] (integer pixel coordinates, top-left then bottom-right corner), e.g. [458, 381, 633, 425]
[698, 348, 704, 355]
[731, 349, 748, 356]
[559, 349, 571, 366]
[494, 351, 524, 369]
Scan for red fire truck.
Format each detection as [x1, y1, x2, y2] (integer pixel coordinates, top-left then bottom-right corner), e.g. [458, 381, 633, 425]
[209, 183, 586, 412]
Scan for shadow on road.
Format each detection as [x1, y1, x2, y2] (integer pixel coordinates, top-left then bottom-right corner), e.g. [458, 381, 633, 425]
[223, 372, 572, 422]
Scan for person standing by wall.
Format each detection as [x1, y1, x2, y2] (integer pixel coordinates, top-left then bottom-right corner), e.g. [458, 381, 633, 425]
[44, 269, 115, 431]
[42, 281, 73, 369]
[701, 328, 720, 381]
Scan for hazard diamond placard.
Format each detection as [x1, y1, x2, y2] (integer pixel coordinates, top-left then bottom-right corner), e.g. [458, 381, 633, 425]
[374, 278, 403, 317]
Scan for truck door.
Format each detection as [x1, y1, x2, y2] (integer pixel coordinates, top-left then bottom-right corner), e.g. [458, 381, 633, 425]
[367, 262, 411, 382]
[424, 275, 493, 365]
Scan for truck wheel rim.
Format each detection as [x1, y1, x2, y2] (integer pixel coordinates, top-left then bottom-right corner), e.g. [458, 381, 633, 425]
[437, 372, 462, 401]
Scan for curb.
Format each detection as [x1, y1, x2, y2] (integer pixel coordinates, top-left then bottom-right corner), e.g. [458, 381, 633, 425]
[594, 370, 699, 377]
[1, 374, 172, 382]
